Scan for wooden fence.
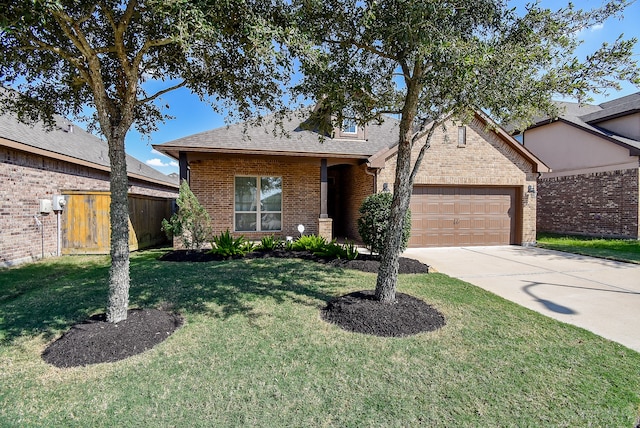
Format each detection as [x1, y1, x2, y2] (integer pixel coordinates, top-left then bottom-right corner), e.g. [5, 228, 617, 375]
[62, 191, 174, 254]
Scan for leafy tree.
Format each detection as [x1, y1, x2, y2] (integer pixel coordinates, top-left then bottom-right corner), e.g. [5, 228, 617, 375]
[294, 0, 640, 303]
[0, 0, 293, 322]
[162, 180, 212, 250]
[358, 192, 410, 255]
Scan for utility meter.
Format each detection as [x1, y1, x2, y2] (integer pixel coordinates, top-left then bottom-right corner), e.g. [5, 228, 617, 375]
[53, 195, 66, 211]
[39, 199, 52, 214]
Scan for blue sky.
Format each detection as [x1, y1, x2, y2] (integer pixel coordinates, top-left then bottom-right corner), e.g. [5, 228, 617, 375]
[128, 0, 640, 176]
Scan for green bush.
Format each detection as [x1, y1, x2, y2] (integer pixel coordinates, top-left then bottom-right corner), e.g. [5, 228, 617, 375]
[257, 235, 283, 251]
[291, 234, 327, 252]
[161, 180, 212, 250]
[314, 239, 359, 260]
[357, 192, 411, 254]
[342, 240, 359, 260]
[210, 230, 255, 257]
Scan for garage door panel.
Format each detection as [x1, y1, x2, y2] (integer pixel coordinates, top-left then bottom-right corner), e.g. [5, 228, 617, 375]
[409, 186, 517, 247]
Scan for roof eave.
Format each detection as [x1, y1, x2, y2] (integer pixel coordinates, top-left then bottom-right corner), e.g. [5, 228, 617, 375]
[475, 111, 551, 173]
[152, 145, 373, 160]
[3, 138, 178, 189]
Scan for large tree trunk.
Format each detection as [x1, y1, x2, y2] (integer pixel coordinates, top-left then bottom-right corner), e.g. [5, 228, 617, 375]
[374, 75, 421, 303]
[106, 133, 130, 323]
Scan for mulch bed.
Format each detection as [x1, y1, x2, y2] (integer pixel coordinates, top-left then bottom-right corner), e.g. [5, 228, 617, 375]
[321, 290, 446, 337]
[43, 249, 439, 368]
[158, 249, 431, 274]
[42, 309, 183, 368]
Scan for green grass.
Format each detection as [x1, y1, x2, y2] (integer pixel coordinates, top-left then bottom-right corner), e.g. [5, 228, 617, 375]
[1, 249, 640, 426]
[537, 233, 640, 264]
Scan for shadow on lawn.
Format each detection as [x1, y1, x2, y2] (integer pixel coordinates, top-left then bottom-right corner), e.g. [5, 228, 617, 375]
[0, 250, 353, 344]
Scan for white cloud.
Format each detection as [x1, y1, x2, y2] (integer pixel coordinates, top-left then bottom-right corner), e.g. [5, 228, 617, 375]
[590, 23, 604, 32]
[170, 161, 179, 167]
[151, 148, 169, 157]
[146, 158, 169, 167]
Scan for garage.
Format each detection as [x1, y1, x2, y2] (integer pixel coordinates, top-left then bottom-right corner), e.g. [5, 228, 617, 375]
[409, 186, 518, 247]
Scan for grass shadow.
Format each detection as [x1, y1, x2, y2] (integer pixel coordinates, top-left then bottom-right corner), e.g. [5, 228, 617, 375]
[0, 249, 359, 344]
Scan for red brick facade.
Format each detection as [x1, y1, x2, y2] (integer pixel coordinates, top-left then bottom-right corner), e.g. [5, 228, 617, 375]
[537, 168, 640, 239]
[1, 146, 177, 267]
[189, 154, 323, 239]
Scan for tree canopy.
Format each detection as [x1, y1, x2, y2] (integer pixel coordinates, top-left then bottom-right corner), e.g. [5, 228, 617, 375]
[294, 0, 640, 302]
[0, 0, 295, 322]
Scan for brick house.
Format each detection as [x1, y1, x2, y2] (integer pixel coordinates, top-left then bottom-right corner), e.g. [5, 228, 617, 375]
[520, 93, 640, 239]
[1, 112, 179, 267]
[154, 108, 548, 248]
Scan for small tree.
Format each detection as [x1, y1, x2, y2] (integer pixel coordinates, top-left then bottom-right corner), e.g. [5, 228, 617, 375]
[162, 180, 212, 251]
[358, 192, 410, 255]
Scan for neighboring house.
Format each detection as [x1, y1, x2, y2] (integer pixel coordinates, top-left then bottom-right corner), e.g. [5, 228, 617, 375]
[154, 107, 547, 248]
[519, 92, 640, 239]
[1, 112, 179, 267]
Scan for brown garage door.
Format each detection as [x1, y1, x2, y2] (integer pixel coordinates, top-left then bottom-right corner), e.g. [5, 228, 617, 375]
[409, 186, 517, 247]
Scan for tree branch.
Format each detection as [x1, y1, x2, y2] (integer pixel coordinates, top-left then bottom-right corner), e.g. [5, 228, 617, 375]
[137, 80, 187, 105]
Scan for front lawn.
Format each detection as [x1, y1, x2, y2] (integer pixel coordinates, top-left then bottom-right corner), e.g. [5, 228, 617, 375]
[537, 233, 640, 264]
[1, 249, 639, 426]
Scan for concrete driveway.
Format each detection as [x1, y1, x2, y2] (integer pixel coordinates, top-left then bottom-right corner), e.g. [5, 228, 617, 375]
[402, 246, 640, 353]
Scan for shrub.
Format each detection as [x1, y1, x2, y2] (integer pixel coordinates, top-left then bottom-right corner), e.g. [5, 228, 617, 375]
[342, 240, 359, 260]
[291, 234, 327, 252]
[314, 239, 359, 260]
[357, 192, 411, 254]
[257, 235, 283, 251]
[210, 230, 255, 257]
[161, 180, 212, 250]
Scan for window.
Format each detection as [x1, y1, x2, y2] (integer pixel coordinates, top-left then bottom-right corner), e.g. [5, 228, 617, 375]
[235, 176, 282, 232]
[457, 126, 466, 147]
[342, 119, 358, 134]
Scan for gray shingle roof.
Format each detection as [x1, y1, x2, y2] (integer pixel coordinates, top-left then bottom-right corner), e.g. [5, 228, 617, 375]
[154, 109, 400, 159]
[0, 112, 178, 188]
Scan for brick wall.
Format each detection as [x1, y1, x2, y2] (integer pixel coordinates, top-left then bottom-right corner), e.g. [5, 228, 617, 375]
[537, 168, 640, 239]
[1, 146, 177, 267]
[189, 154, 322, 240]
[376, 117, 538, 245]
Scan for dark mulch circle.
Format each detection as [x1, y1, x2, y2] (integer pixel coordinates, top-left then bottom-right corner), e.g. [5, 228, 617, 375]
[321, 290, 446, 337]
[42, 309, 183, 368]
[159, 249, 430, 275]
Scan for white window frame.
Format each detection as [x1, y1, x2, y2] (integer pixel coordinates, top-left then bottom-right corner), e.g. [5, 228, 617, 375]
[234, 175, 282, 232]
[342, 118, 358, 134]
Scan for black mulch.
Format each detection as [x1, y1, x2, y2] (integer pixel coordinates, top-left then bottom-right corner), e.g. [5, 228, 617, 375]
[158, 249, 430, 274]
[42, 309, 183, 368]
[321, 290, 446, 337]
[43, 249, 436, 368]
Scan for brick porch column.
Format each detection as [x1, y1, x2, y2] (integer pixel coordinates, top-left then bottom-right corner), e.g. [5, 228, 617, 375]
[319, 158, 333, 240]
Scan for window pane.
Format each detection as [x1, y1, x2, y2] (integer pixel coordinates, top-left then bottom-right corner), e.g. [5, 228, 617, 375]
[235, 213, 257, 231]
[342, 119, 357, 134]
[260, 177, 282, 211]
[235, 177, 257, 211]
[261, 213, 282, 231]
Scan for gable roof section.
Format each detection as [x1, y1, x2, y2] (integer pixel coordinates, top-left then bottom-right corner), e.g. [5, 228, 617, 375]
[366, 111, 549, 173]
[0, 112, 178, 188]
[526, 93, 640, 157]
[153, 109, 400, 160]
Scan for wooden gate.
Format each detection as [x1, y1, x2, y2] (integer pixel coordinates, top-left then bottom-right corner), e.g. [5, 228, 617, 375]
[62, 191, 173, 254]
